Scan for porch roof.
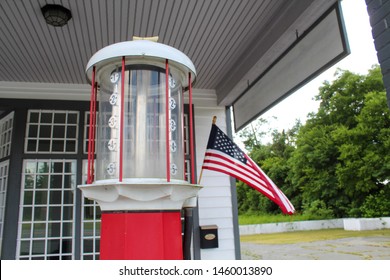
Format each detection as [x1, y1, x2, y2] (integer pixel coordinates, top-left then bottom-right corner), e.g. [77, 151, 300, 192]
[0, 0, 349, 130]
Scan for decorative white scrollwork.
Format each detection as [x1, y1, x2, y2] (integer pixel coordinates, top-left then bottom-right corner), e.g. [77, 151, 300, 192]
[169, 75, 176, 88]
[106, 162, 116, 175]
[108, 116, 117, 128]
[170, 140, 177, 152]
[169, 119, 176, 131]
[107, 139, 117, 151]
[110, 72, 120, 84]
[169, 97, 176, 110]
[109, 93, 118, 105]
[170, 163, 178, 175]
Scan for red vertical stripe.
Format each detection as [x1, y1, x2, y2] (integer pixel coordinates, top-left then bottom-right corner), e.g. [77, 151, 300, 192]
[188, 72, 195, 184]
[181, 89, 186, 180]
[87, 66, 96, 184]
[91, 83, 97, 182]
[165, 59, 171, 182]
[119, 56, 125, 182]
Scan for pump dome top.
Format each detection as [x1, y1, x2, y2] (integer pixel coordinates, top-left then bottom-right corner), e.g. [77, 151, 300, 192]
[86, 40, 196, 87]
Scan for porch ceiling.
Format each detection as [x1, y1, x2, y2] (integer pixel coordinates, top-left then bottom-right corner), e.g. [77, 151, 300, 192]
[0, 0, 339, 107]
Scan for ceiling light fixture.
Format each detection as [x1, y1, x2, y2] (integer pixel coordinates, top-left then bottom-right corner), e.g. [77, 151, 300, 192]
[41, 4, 72, 27]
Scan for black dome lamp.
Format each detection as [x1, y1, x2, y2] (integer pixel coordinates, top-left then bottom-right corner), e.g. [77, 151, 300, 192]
[41, 4, 72, 27]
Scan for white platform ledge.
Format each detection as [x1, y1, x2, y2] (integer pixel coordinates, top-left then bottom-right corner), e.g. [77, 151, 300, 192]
[78, 178, 202, 211]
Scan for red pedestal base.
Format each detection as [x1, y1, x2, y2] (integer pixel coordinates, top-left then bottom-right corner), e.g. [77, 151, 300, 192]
[99, 211, 183, 260]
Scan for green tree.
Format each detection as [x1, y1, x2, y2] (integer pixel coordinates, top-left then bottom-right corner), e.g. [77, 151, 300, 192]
[334, 90, 390, 216]
[237, 66, 389, 218]
[236, 119, 300, 215]
[290, 66, 390, 217]
[290, 123, 341, 217]
[236, 118, 274, 214]
[262, 123, 302, 212]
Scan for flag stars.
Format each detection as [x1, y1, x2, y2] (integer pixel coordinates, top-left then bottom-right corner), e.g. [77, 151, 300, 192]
[212, 130, 246, 163]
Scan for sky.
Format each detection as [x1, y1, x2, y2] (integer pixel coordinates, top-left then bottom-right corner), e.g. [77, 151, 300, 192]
[235, 0, 379, 142]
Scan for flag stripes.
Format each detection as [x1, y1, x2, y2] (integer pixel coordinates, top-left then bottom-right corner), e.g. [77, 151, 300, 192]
[203, 150, 275, 198]
[201, 124, 295, 215]
[245, 155, 295, 214]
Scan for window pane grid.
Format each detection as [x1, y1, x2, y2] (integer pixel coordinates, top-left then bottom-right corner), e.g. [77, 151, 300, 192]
[0, 160, 9, 255]
[17, 159, 76, 260]
[0, 112, 14, 159]
[25, 110, 79, 154]
[81, 160, 100, 259]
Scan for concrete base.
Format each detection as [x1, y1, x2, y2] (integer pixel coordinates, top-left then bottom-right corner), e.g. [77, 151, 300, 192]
[240, 219, 343, 235]
[240, 217, 390, 235]
[343, 217, 390, 231]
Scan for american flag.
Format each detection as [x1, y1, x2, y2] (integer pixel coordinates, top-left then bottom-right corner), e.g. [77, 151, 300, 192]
[202, 124, 295, 215]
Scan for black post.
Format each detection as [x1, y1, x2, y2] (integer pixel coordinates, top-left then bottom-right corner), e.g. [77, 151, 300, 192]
[183, 207, 193, 260]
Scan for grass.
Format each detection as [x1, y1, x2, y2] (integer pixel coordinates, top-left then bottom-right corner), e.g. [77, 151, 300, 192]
[240, 228, 390, 244]
[238, 213, 321, 225]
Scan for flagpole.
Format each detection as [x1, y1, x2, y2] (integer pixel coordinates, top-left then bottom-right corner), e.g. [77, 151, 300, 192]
[198, 167, 204, 185]
[198, 116, 217, 184]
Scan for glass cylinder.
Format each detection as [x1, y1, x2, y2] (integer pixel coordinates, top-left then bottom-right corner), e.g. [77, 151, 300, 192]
[95, 63, 184, 182]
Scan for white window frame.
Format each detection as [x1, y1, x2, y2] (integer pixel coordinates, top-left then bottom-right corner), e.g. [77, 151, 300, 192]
[0, 112, 14, 159]
[16, 159, 77, 260]
[80, 159, 101, 260]
[25, 110, 79, 154]
[0, 160, 10, 255]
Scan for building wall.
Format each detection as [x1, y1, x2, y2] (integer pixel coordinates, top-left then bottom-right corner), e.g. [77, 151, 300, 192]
[0, 83, 240, 260]
[189, 89, 238, 260]
[366, 0, 390, 108]
[0, 98, 92, 259]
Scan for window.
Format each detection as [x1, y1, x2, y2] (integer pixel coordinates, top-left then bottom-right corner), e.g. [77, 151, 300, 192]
[17, 159, 76, 260]
[25, 110, 79, 154]
[0, 160, 9, 255]
[0, 112, 13, 255]
[80, 160, 100, 260]
[82, 113, 100, 259]
[0, 112, 14, 159]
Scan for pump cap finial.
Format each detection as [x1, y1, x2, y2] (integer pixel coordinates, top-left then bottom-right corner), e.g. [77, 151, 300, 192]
[133, 36, 159, 42]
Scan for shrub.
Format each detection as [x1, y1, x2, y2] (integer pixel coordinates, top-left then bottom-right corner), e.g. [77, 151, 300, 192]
[360, 189, 390, 217]
[302, 199, 334, 220]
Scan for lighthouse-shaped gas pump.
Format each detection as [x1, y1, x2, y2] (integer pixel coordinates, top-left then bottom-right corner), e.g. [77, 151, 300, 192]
[79, 38, 202, 260]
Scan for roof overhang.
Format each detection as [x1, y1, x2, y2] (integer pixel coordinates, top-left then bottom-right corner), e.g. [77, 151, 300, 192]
[229, 3, 350, 131]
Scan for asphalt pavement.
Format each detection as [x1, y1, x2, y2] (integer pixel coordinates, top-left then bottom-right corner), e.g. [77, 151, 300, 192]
[240, 236, 390, 260]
